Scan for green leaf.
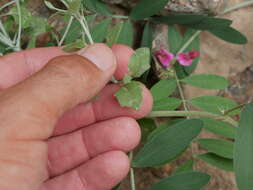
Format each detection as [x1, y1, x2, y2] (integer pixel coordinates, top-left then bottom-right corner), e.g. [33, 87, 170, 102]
[184, 17, 232, 30]
[117, 20, 134, 46]
[200, 118, 235, 139]
[150, 79, 177, 101]
[10, 4, 32, 29]
[189, 96, 238, 115]
[153, 97, 182, 111]
[209, 27, 248, 45]
[60, 17, 82, 44]
[138, 118, 157, 143]
[115, 81, 142, 110]
[62, 39, 86, 52]
[68, 0, 81, 14]
[168, 25, 183, 54]
[91, 18, 111, 43]
[83, 0, 112, 15]
[106, 22, 124, 47]
[132, 119, 203, 167]
[123, 75, 132, 84]
[29, 16, 47, 36]
[148, 119, 185, 141]
[197, 139, 234, 159]
[128, 48, 151, 78]
[148, 172, 210, 190]
[141, 22, 153, 49]
[234, 104, 253, 190]
[174, 159, 194, 174]
[181, 74, 229, 90]
[154, 13, 207, 25]
[197, 153, 233, 171]
[130, 0, 170, 20]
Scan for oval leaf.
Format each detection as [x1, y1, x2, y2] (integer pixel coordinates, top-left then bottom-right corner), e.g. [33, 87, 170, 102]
[174, 159, 194, 174]
[197, 153, 233, 171]
[148, 172, 210, 190]
[150, 79, 177, 101]
[197, 139, 234, 159]
[209, 26, 248, 45]
[128, 48, 150, 78]
[114, 81, 142, 110]
[106, 22, 124, 47]
[132, 119, 203, 167]
[153, 97, 182, 111]
[189, 96, 238, 115]
[234, 104, 253, 190]
[141, 22, 153, 49]
[91, 18, 111, 43]
[130, 0, 169, 20]
[200, 118, 236, 139]
[117, 20, 134, 46]
[181, 74, 229, 90]
[154, 13, 207, 25]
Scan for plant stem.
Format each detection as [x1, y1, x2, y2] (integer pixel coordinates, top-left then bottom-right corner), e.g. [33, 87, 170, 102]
[174, 69, 189, 112]
[0, 0, 15, 12]
[59, 16, 74, 46]
[15, 0, 22, 51]
[0, 32, 15, 48]
[224, 104, 245, 116]
[0, 20, 10, 39]
[148, 110, 238, 127]
[111, 15, 129, 19]
[177, 30, 201, 54]
[221, 0, 253, 15]
[129, 151, 136, 190]
[77, 17, 94, 44]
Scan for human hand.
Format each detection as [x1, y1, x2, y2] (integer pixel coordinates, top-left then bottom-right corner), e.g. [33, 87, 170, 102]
[0, 44, 153, 190]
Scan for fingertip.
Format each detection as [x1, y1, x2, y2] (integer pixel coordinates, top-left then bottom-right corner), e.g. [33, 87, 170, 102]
[110, 117, 141, 151]
[112, 44, 134, 80]
[79, 43, 117, 77]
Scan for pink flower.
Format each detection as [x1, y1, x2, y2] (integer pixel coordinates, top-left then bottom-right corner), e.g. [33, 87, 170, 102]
[155, 48, 175, 68]
[177, 50, 200, 66]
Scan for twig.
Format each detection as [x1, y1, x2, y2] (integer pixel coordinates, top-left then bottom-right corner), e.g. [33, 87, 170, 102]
[59, 16, 74, 46]
[15, 0, 22, 51]
[0, 0, 15, 12]
[221, 0, 253, 15]
[148, 110, 238, 127]
[177, 30, 201, 54]
[129, 151, 136, 190]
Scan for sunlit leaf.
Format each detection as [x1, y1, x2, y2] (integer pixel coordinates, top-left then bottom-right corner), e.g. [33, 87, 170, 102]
[181, 74, 229, 90]
[150, 79, 177, 101]
[115, 81, 142, 110]
[128, 48, 151, 78]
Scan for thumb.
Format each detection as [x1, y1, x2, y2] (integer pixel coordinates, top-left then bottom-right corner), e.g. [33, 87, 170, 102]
[0, 43, 116, 140]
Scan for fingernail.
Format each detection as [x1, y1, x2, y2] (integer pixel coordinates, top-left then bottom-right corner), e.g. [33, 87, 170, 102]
[78, 43, 116, 71]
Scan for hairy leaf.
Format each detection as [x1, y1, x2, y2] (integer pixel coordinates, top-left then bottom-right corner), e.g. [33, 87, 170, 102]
[115, 81, 142, 110]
